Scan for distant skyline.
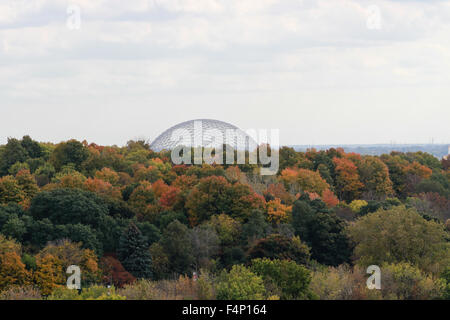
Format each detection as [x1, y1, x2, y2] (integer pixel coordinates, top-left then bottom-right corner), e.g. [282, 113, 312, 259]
[1, 0, 449, 146]
[291, 143, 450, 159]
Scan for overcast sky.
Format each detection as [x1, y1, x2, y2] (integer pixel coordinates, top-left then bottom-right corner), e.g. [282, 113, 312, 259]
[1, 0, 449, 146]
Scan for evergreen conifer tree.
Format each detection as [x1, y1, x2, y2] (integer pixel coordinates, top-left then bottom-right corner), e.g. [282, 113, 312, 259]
[118, 222, 152, 279]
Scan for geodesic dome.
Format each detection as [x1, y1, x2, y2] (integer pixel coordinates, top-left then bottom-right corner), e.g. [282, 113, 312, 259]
[150, 119, 256, 152]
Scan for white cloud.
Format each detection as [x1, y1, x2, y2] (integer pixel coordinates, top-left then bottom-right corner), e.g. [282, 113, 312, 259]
[0, 0, 449, 145]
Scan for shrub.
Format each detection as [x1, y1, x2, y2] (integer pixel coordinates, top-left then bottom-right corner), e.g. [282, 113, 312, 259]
[48, 286, 125, 300]
[309, 265, 380, 300]
[381, 262, 446, 300]
[0, 285, 42, 300]
[216, 265, 265, 300]
[119, 275, 203, 300]
[250, 258, 311, 299]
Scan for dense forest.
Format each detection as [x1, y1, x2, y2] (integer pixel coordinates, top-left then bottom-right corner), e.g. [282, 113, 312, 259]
[0, 136, 448, 300]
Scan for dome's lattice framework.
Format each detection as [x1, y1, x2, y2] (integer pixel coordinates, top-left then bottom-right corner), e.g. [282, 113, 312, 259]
[150, 119, 256, 152]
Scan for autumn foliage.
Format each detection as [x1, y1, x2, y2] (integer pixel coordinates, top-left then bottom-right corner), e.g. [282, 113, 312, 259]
[0, 136, 448, 300]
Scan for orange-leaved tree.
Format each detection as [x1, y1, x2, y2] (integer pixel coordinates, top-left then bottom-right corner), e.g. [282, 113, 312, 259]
[267, 198, 292, 224]
[333, 157, 364, 201]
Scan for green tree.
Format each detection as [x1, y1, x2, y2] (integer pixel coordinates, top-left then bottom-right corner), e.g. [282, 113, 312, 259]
[358, 157, 394, 199]
[241, 210, 268, 244]
[250, 258, 311, 299]
[159, 220, 194, 275]
[441, 267, 450, 300]
[157, 210, 188, 229]
[149, 242, 170, 280]
[16, 169, 39, 200]
[0, 176, 25, 205]
[279, 146, 300, 171]
[404, 151, 442, 171]
[118, 222, 152, 279]
[347, 206, 450, 274]
[248, 234, 311, 265]
[136, 221, 161, 247]
[216, 265, 266, 300]
[292, 199, 352, 266]
[29, 188, 108, 227]
[0, 138, 29, 176]
[2, 216, 26, 241]
[416, 179, 448, 197]
[8, 162, 30, 176]
[50, 140, 89, 171]
[34, 163, 55, 187]
[21, 135, 43, 159]
[381, 154, 409, 197]
[62, 224, 103, 254]
[208, 214, 241, 247]
[221, 246, 246, 269]
[317, 163, 334, 186]
[190, 224, 219, 270]
[186, 176, 264, 225]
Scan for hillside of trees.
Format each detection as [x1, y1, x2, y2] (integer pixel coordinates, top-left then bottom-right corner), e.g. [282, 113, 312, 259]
[0, 136, 448, 300]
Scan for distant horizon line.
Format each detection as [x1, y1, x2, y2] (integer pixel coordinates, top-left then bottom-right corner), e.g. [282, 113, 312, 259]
[0, 136, 449, 148]
[288, 143, 449, 147]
